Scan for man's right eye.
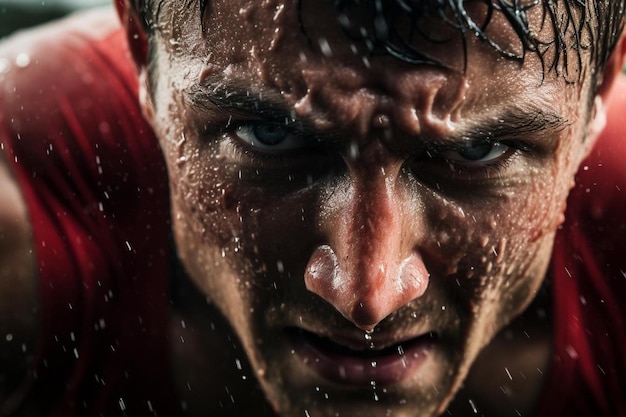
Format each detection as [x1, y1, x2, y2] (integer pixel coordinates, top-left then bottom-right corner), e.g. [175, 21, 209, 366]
[233, 123, 305, 153]
[440, 141, 511, 165]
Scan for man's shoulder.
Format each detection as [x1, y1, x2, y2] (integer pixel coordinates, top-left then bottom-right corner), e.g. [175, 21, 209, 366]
[0, 6, 124, 62]
[0, 6, 153, 185]
[0, 8, 136, 122]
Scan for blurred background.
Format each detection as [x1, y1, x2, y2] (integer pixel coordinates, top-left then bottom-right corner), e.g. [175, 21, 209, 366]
[0, 0, 108, 39]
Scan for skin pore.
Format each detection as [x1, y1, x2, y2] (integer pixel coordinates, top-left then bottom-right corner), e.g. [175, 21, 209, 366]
[121, 1, 619, 416]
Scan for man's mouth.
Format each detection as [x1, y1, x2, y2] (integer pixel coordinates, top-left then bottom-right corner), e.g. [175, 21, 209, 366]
[287, 327, 436, 387]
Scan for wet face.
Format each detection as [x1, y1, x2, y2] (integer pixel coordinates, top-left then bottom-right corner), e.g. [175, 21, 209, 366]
[140, 1, 604, 416]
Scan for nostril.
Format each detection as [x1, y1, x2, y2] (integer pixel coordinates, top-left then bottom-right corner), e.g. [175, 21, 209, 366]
[304, 245, 359, 324]
[304, 244, 341, 294]
[397, 253, 429, 297]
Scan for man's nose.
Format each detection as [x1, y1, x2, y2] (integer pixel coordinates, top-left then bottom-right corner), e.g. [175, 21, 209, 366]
[304, 156, 429, 331]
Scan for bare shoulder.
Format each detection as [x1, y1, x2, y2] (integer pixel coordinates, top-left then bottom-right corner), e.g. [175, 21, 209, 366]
[0, 153, 38, 414]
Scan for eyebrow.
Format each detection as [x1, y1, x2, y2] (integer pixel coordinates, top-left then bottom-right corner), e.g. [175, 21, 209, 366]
[184, 76, 569, 146]
[449, 106, 569, 144]
[184, 76, 296, 123]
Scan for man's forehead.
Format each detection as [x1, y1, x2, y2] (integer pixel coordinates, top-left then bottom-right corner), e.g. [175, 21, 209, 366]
[189, 0, 541, 79]
[189, 0, 584, 71]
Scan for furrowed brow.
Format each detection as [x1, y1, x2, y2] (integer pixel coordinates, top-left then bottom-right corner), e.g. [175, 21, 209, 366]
[184, 78, 295, 122]
[451, 107, 569, 143]
[184, 76, 569, 149]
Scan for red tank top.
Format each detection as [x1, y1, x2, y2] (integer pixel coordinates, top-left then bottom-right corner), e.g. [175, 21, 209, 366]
[0, 10, 178, 416]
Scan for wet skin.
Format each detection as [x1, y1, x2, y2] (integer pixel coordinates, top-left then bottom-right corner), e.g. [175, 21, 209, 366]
[131, 1, 610, 416]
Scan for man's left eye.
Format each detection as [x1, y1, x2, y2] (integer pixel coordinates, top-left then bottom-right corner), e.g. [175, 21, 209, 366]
[234, 123, 303, 152]
[440, 142, 510, 164]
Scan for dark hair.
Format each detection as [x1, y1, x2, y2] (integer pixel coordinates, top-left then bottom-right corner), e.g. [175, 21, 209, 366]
[329, 0, 624, 81]
[131, 0, 624, 81]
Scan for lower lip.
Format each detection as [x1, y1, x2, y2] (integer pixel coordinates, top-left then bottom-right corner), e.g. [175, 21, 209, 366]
[288, 329, 435, 387]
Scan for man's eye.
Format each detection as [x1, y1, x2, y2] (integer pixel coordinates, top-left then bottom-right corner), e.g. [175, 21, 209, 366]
[234, 123, 302, 152]
[440, 142, 510, 164]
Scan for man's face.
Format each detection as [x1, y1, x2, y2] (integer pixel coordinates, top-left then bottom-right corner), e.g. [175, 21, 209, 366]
[140, 1, 602, 416]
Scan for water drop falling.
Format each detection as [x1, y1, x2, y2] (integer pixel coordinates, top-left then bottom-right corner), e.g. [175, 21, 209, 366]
[15, 53, 31, 68]
[0, 58, 9, 74]
[469, 399, 478, 414]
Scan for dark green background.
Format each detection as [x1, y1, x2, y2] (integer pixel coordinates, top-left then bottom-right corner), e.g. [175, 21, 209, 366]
[0, 1, 106, 39]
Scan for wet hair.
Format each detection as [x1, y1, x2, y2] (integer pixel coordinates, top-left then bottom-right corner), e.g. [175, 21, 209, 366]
[131, 0, 624, 82]
[327, 0, 625, 82]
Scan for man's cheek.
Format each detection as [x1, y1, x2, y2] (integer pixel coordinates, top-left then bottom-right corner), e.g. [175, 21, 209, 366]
[172, 162, 307, 270]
